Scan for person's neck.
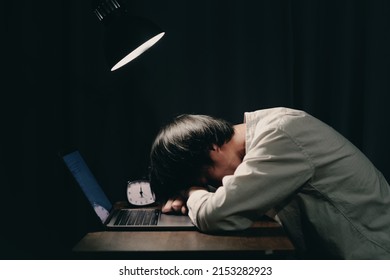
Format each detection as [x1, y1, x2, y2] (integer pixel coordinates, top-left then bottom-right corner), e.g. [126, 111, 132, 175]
[232, 123, 246, 160]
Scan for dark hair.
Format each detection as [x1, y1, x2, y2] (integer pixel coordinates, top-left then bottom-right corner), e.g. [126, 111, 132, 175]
[149, 114, 234, 201]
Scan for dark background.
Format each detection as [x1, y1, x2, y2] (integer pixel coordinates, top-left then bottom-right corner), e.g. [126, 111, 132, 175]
[2, 0, 389, 259]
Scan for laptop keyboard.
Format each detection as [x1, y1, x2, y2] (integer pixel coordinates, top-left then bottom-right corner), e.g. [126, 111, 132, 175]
[114, 209, 160, 226]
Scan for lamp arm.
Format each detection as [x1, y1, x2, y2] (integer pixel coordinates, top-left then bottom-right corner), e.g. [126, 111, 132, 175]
[94, 0, 124, 22]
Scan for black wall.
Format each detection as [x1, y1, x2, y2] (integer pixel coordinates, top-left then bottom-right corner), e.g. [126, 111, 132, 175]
[2, 0, 390, 259]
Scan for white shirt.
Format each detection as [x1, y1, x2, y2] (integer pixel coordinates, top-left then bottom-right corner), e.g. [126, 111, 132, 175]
[187, 107, 390, 259]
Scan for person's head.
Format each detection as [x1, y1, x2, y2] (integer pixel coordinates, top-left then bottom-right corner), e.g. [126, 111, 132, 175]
[149, 114, 234, 201]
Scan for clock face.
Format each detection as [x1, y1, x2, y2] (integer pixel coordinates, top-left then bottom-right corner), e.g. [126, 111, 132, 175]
[127, 180, 156, 206]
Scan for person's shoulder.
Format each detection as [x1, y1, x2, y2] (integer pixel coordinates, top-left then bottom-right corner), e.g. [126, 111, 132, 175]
[247, 107, 307, 116]
[245, 107, 307, 123]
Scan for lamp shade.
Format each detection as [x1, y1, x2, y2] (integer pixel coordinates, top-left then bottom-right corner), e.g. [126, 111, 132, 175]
[94, 0, 165, 71]
[104, 15, 165, 71]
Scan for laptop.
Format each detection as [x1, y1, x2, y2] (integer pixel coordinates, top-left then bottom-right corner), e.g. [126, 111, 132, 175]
[61, 150, 194, 230]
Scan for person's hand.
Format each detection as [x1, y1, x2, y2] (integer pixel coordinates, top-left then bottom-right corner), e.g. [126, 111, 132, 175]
[161, 186, 208, 215]
[161, 196, 187, 215]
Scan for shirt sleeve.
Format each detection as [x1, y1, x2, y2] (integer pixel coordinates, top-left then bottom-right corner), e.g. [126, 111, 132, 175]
[187, 127, 314, 232]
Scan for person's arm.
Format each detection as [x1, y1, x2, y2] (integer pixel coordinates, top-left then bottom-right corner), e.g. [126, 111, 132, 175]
[187, 128, 314, 232]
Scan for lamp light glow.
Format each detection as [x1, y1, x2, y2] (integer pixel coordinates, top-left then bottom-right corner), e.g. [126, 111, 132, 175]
[111, 32, 165, 71]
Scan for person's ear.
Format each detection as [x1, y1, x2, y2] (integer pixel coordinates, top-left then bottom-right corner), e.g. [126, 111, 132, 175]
[209, 144, 221, 161]
[210, 144, 220, 152]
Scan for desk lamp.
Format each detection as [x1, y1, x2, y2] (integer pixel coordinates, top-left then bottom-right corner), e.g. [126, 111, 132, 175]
[94, 0, 165, 71]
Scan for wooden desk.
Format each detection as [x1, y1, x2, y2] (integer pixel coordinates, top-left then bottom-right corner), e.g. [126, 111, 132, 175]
[73, 220, 295, 259]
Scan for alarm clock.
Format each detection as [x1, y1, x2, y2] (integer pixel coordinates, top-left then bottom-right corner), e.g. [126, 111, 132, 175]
[126, 180, 156, 206]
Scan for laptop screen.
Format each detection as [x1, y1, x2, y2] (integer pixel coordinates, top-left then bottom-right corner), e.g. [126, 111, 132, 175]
[62, 150, 112, 223]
